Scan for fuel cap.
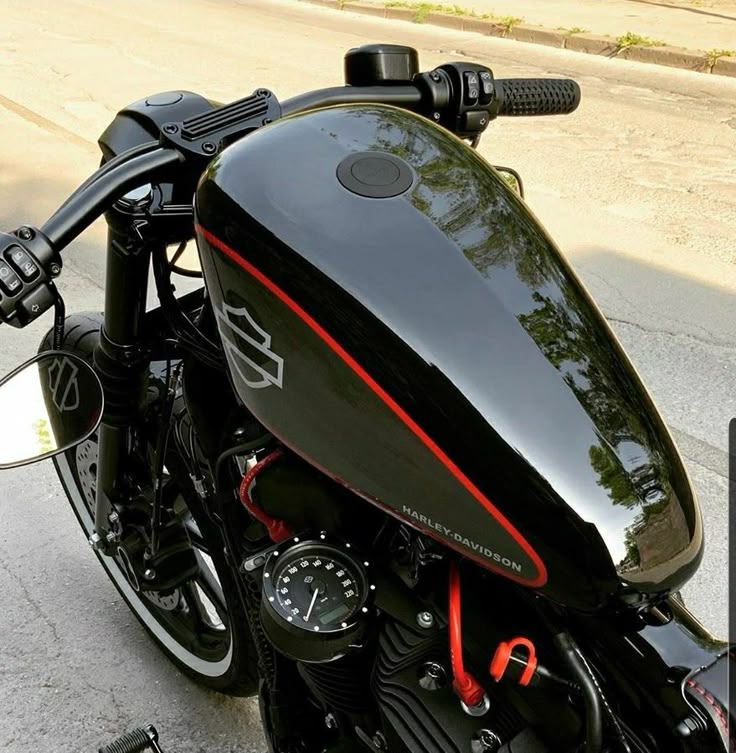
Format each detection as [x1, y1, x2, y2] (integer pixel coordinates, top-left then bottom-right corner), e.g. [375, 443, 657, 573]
[337, 151, 413, 198]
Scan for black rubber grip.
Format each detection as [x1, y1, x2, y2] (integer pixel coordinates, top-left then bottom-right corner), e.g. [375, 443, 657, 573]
[494, 78, 580, 116]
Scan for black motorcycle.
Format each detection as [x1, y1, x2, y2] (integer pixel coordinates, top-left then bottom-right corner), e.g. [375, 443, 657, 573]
[0, 45, 730, 753]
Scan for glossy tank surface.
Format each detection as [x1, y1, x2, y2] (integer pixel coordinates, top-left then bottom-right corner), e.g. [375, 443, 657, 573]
[195, 105, 702, 611]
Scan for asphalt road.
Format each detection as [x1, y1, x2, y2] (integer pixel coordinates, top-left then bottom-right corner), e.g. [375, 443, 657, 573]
[0, 0, 734, 750]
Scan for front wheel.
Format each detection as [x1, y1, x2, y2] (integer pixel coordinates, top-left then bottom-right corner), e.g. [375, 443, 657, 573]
[43, 312, 259, 695]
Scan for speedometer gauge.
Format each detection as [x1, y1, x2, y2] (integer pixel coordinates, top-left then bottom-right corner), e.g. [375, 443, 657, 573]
[260, 537, 374, 663]
[270, 549, 365, 630]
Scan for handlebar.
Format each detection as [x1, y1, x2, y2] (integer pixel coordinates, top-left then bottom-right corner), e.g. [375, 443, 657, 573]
[0, 47, 581, 330]
[41, 147, 183, 250]
[38, 70, 581, 254]
[281, 85, 423, 117]
[40, 85, 427, 254]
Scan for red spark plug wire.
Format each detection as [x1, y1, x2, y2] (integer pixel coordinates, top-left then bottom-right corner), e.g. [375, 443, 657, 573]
[448, 560, 487, 709]
[238, 448, 293, 543]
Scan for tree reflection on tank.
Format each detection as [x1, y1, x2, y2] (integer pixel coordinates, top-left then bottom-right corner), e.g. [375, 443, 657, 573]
[197, 104, 702, 608]
[362, 106, 696, 584]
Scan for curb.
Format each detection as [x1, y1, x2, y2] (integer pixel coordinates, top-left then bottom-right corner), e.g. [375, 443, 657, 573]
[302, 0, 735, 78]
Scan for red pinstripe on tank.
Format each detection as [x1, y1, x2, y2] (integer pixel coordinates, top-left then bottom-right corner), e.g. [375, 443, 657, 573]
[196, 224, 548, 588]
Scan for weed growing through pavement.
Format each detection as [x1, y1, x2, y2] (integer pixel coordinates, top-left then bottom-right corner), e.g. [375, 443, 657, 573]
[556, 26, 588, 35]
[383, 1, 523, 28]
[615, 31, 666, 52]
[704, 48, 735, 69]
[496, 14, 523, 33]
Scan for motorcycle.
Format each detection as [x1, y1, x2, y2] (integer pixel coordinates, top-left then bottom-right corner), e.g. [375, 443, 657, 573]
[0, 43, 730, 753]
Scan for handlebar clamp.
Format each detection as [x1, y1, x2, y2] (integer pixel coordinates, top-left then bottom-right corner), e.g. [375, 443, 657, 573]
[159, 89, 281, 162]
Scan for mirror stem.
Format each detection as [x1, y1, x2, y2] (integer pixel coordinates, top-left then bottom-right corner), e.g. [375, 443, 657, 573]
[51, 287, 65, 351]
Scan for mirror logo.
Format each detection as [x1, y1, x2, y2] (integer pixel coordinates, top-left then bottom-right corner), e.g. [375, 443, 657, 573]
[46, 356, 81, 413]
[0, 351, 103, 469]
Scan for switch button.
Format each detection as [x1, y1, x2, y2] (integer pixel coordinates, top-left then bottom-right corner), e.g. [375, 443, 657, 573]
[5, 245, 39, 281]
[463, 71, 480, 105]
[16, 284, 55, 325]
[479, 70, 494, 104]
[0, 262, 22, 296]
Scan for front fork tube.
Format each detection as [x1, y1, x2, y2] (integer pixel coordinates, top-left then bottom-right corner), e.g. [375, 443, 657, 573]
[93, 205, 157, 549]
[94, 424, 133, 546]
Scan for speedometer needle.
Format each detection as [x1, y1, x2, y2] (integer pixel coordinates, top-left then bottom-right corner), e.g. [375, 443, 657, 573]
[305, 588, 319, 622]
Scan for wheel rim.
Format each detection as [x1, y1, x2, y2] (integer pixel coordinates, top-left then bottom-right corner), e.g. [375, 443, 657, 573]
[59, 436, 234, 677]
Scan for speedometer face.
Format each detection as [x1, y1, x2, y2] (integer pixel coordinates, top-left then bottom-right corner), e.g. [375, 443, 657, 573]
[263, 541, 369, 633]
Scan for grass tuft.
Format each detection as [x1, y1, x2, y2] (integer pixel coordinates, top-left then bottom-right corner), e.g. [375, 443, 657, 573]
[556, 25, 588, 35]
[385, 0, 473, 21]
[705, 48, 735, 67]
[615, 31, 666, 51]
[382, 1, 522, 28]
[497, 14, 523, 33]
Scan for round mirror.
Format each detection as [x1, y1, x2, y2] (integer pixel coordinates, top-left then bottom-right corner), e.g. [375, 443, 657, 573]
[0, 351, 104, 469]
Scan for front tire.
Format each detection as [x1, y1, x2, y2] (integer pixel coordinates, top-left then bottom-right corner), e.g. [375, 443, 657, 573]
[43, 312, 259, 695]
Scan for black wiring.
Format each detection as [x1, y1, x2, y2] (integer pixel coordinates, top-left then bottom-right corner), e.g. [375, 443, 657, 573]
[169, 241, 187, 267]
[554, 633, 604, 753]
[149, 357, 181, 557]
[214, 437, 275, 493]
[151, 242, 224, 369]
[577, 648, 633, 753]
[168, 240, 204, 279]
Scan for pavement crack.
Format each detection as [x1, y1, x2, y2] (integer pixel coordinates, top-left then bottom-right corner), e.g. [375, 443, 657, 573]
[606, 315, 736, 351]
[80, 676, 127, 724]
[582, 268, 639, 308]
[0, 552, 62, 649]
[583, 268, 734, 348]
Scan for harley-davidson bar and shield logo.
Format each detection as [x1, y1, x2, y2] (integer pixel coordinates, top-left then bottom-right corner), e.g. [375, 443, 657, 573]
[47, 356, 81, 413]
[216, 302, 284, 390]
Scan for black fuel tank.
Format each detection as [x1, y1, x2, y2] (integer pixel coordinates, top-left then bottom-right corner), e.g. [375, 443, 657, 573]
[195, 105, 702, 612]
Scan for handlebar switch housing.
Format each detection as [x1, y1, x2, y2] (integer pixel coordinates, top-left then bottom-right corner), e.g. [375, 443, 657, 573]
[428, 63, 501, 140]
[0, 228, 59, 328]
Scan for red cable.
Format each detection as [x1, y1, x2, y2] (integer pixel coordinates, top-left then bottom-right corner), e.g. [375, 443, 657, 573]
[238, 448, 293, 543]
[448, 560, 486, 708]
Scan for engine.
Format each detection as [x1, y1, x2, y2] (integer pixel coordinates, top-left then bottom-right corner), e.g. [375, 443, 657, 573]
[373, 621, 549, 753]
[181, 258, 715, 753]
[182, 353, 605, 753]
[239, 455, 583, 753]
